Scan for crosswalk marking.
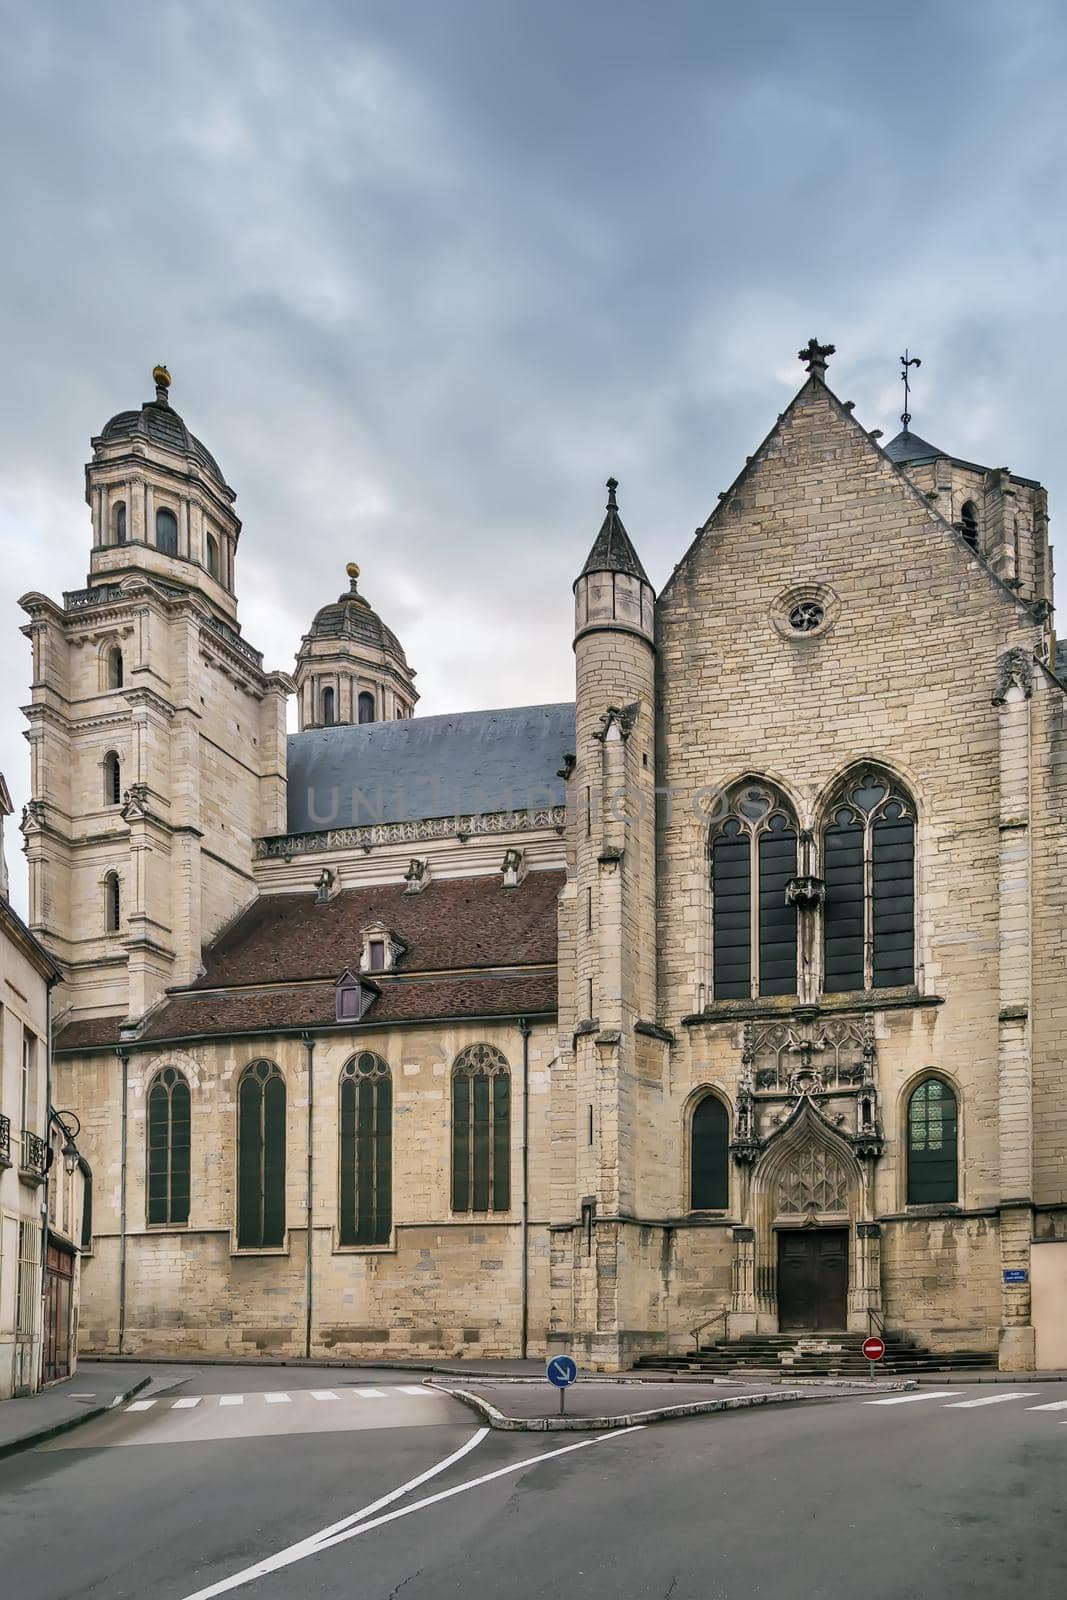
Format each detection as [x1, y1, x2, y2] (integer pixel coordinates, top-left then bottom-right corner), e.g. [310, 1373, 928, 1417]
[864, 1390, 956, 1405]
[172, 1397, 201, 1409]
[397, 1385, 431, 1397]
[943, 1391, 1039, 1409]
[310, 1390, 339, 1400]
[126, 1399, 157, 1411]
[121, 1386, 449, 1413]
[218, 1395, 243, 1407]
[264, 1393, 291, 1404]
[355, 1388, 387, 1398]
[1028, 1400, 1067, 1411]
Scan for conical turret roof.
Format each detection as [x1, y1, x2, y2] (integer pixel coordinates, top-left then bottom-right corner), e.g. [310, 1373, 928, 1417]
[578, 478, 650, 585]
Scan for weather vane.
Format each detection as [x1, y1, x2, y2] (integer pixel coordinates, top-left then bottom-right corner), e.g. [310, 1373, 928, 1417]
[900, 349, 921, 431]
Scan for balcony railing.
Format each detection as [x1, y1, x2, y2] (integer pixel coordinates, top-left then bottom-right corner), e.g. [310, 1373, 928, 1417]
[19, 1128, 48, 1180]
[0, 1113, 10, 1168]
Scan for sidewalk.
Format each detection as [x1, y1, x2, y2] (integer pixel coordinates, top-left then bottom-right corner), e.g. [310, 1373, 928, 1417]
[0, 1361, 189, 1462]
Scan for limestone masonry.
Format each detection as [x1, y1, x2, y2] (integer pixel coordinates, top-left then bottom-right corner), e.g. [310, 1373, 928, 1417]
[20, 351, 1067, 1371]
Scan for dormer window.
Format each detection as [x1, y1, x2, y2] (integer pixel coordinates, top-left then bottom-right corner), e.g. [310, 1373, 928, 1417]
[156, 507, 178, 556]
[960, 501, 980, 550]
[335, 970, 374, 1022]
[359, 921, 404, 975]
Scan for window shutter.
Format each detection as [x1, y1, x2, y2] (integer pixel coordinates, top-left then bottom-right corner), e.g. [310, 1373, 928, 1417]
[339, 1073, 357, 1246]
[491, 1070, 510, 1211]
[872, 812, 914, 987]
[236, 1074, 262, 1248]
[261, 1072, 286, 1248]
[147, 1079, 170, 1225]
[758, 818, 798, 996]
[170, 1076, 191, 1225]
[452, 1071, 471, 1212]
[823, 813, 864, 992]
[712, 832, 751, 999]
[374, 1071, 393, 1243]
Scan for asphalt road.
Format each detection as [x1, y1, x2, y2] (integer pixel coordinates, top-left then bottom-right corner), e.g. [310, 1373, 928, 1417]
[1, 1370, 1064, 1600]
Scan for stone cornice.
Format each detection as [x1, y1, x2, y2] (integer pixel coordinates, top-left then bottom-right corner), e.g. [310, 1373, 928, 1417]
[256, 805, 568, 861]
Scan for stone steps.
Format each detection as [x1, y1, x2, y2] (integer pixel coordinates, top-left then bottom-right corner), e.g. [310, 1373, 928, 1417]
[633, 1334, 999, 1377]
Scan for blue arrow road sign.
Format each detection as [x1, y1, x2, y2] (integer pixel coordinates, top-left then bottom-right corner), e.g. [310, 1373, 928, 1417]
[546, 1355, 578, 1388]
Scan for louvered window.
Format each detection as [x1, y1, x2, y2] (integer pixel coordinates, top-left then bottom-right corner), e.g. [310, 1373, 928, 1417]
[339, 1053, 392, 1245]
[907, 1079, 958, 1204]
[147, 1067, 190, 1225]
[710, 784, 798, 1000]
[690, 1095, 729, 1210]
[823, 769, 914, 993]
[452, 1044, 510, 1212]
[237, 1061, 286, 1248]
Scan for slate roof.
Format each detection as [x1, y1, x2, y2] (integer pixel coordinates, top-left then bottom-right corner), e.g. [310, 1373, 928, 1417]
[883, 429, 945, 465]
[97, 400, 226, 486]
[53, 870, 564, 1052]
[305, 577, 407, 662]
[285, 702, 575, 835]
[579, 480, 650, 584]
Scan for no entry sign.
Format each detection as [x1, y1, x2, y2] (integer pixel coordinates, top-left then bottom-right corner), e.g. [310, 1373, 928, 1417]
[862, 1336, 886, 1362]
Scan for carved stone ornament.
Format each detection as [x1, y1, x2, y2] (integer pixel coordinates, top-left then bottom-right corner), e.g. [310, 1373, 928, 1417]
[20, 799, 47, 834]
[120, 782, 151, 822]
[501, 847, 528, 888]
[776, 1144, 849, 1214]
[403, 857, 430, 894]
[735, 1015, 883, 1162]
[592, 702, 639, 742]
[785, 874, 825, 909]
[992, 647, 1034, 706]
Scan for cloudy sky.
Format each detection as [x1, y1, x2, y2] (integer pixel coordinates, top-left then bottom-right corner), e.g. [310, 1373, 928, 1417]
[2, 0, 1066, 910]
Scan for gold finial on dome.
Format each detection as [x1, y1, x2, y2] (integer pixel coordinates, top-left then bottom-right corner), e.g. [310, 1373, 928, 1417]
[152, 364, 172, 405]
[346, 561, 361, 593]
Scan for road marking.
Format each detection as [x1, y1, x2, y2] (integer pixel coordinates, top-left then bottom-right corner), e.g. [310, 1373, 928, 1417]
[177, 1425, 490, 1600]
[310, 1390, 338, 1401]
[172, 1397, 201, 1409]
[177, 1425, 643, 1600]
[1028, 1400, 1067, 1411]
[264, 1393, 291, 1404]
[863, 1390, 957, 1405]
[943, 1391, 1039, 1408]
[218, 1395, 244, 1407]
[354, 1387, 386, 1398]
[70, 1392, 96, 1398]
[397, 1385, 431, 1396]
[126, 1399, 157, 1412]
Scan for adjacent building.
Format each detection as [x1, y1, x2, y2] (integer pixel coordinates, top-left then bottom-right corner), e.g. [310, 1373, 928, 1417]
[22, 350, 1067, 1372]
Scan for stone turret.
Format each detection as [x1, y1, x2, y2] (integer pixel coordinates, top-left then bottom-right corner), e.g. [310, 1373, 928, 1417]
[294, 564, 418, 730]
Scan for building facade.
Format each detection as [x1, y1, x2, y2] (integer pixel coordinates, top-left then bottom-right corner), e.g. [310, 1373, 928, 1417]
[24, 350, 1067, 1371]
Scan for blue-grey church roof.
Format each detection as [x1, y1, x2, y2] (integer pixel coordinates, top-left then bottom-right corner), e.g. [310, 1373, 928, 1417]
[285, 703, 576, 834]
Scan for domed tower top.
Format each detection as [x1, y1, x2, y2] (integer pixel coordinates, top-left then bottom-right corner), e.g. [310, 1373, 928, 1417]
[85, 366, 241, 621]
[573, 477, 654, 648]
[294, 563, 418, 730]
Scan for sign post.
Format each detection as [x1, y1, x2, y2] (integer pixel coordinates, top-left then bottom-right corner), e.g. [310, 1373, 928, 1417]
[546, 1354, 578, 1415]
[862, 1334, 886, 1380]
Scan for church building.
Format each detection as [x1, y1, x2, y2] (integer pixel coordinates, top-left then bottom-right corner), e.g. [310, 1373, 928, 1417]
[20, 347, 1067, 1372]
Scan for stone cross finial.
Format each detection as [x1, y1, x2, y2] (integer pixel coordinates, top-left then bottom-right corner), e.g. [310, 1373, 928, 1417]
[606, 476, 619, 510]
[797, 338, 835, 379]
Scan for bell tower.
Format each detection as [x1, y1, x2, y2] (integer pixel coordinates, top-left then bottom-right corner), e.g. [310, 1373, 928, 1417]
[20, 369, 293, 1025]
[294, 562, 417, 729]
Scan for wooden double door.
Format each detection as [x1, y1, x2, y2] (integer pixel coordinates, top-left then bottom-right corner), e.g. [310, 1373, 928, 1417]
[777, 1228, 849, 1332]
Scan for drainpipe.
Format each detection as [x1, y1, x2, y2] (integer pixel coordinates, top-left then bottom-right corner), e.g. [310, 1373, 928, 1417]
[518, 1016, 531, 1360]
[302, 1032, 315, 1361]
[117, 1047, 129, 1356]
[38, 977, 55, 1389]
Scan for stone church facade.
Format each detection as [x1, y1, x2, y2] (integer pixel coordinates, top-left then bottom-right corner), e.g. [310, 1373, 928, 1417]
[20, 351, 1067, 1371]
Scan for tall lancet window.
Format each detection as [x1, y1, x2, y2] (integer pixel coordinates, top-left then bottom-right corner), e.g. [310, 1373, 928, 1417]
[710, 783, 798, 1000]
[822, 768, 915, 993]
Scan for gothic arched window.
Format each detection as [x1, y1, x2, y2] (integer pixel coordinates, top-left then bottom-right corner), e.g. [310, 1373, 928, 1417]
[104, 871, 121, 933]
[358, 691, 375, 725]
[710, 782, 798, 1000]
[103, 751, 121, 807]
[906, 1078, 958, 1204]
[822, 768, 915, 993]
[147, 1066, 191, 1225]
[690, 1094, 729, 1210]
[206, 531, 219, 579]
[452, 1044, 510, 1213]
[155, 507, 179, 556]
[339, 1053, 392, 1246]
[107, 647, 124, 690]
[322, 687, 336, 726]
[236, 1061, 286, 1249]
[960, 501, 980, 550]
[112, 500, 127, 545]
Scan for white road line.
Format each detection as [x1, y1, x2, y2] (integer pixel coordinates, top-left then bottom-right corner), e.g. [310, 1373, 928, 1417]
[171, 1397, 202, 1409]
[397, 1385, 432, 1396]
[264, 1393, 291, 1404]
[126, 1399, 157, 1412]
[176, 1425, 642, 1600]
[177, 1425, 490, 1600]
[354, 1387, 386, 1398]
[863, 1390, 957, 1405]
[218, 1395, 244, 1407]
[943, 1391, 1039, 1409]
[309, 1390, 338, 1401]
[1028, 1400, 1067, 1411]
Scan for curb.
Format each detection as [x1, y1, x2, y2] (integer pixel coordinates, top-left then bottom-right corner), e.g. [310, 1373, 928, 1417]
[0, 1375, 152, 1464]
[425, 1377, 916, 1432]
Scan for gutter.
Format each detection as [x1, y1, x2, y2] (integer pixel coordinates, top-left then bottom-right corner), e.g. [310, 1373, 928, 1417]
[116, 1047, 129, 1356]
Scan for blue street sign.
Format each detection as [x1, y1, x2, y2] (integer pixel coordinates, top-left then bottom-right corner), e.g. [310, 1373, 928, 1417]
[1003, 1268, 1028, 1284]
[546, 1355, 578, 1388]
